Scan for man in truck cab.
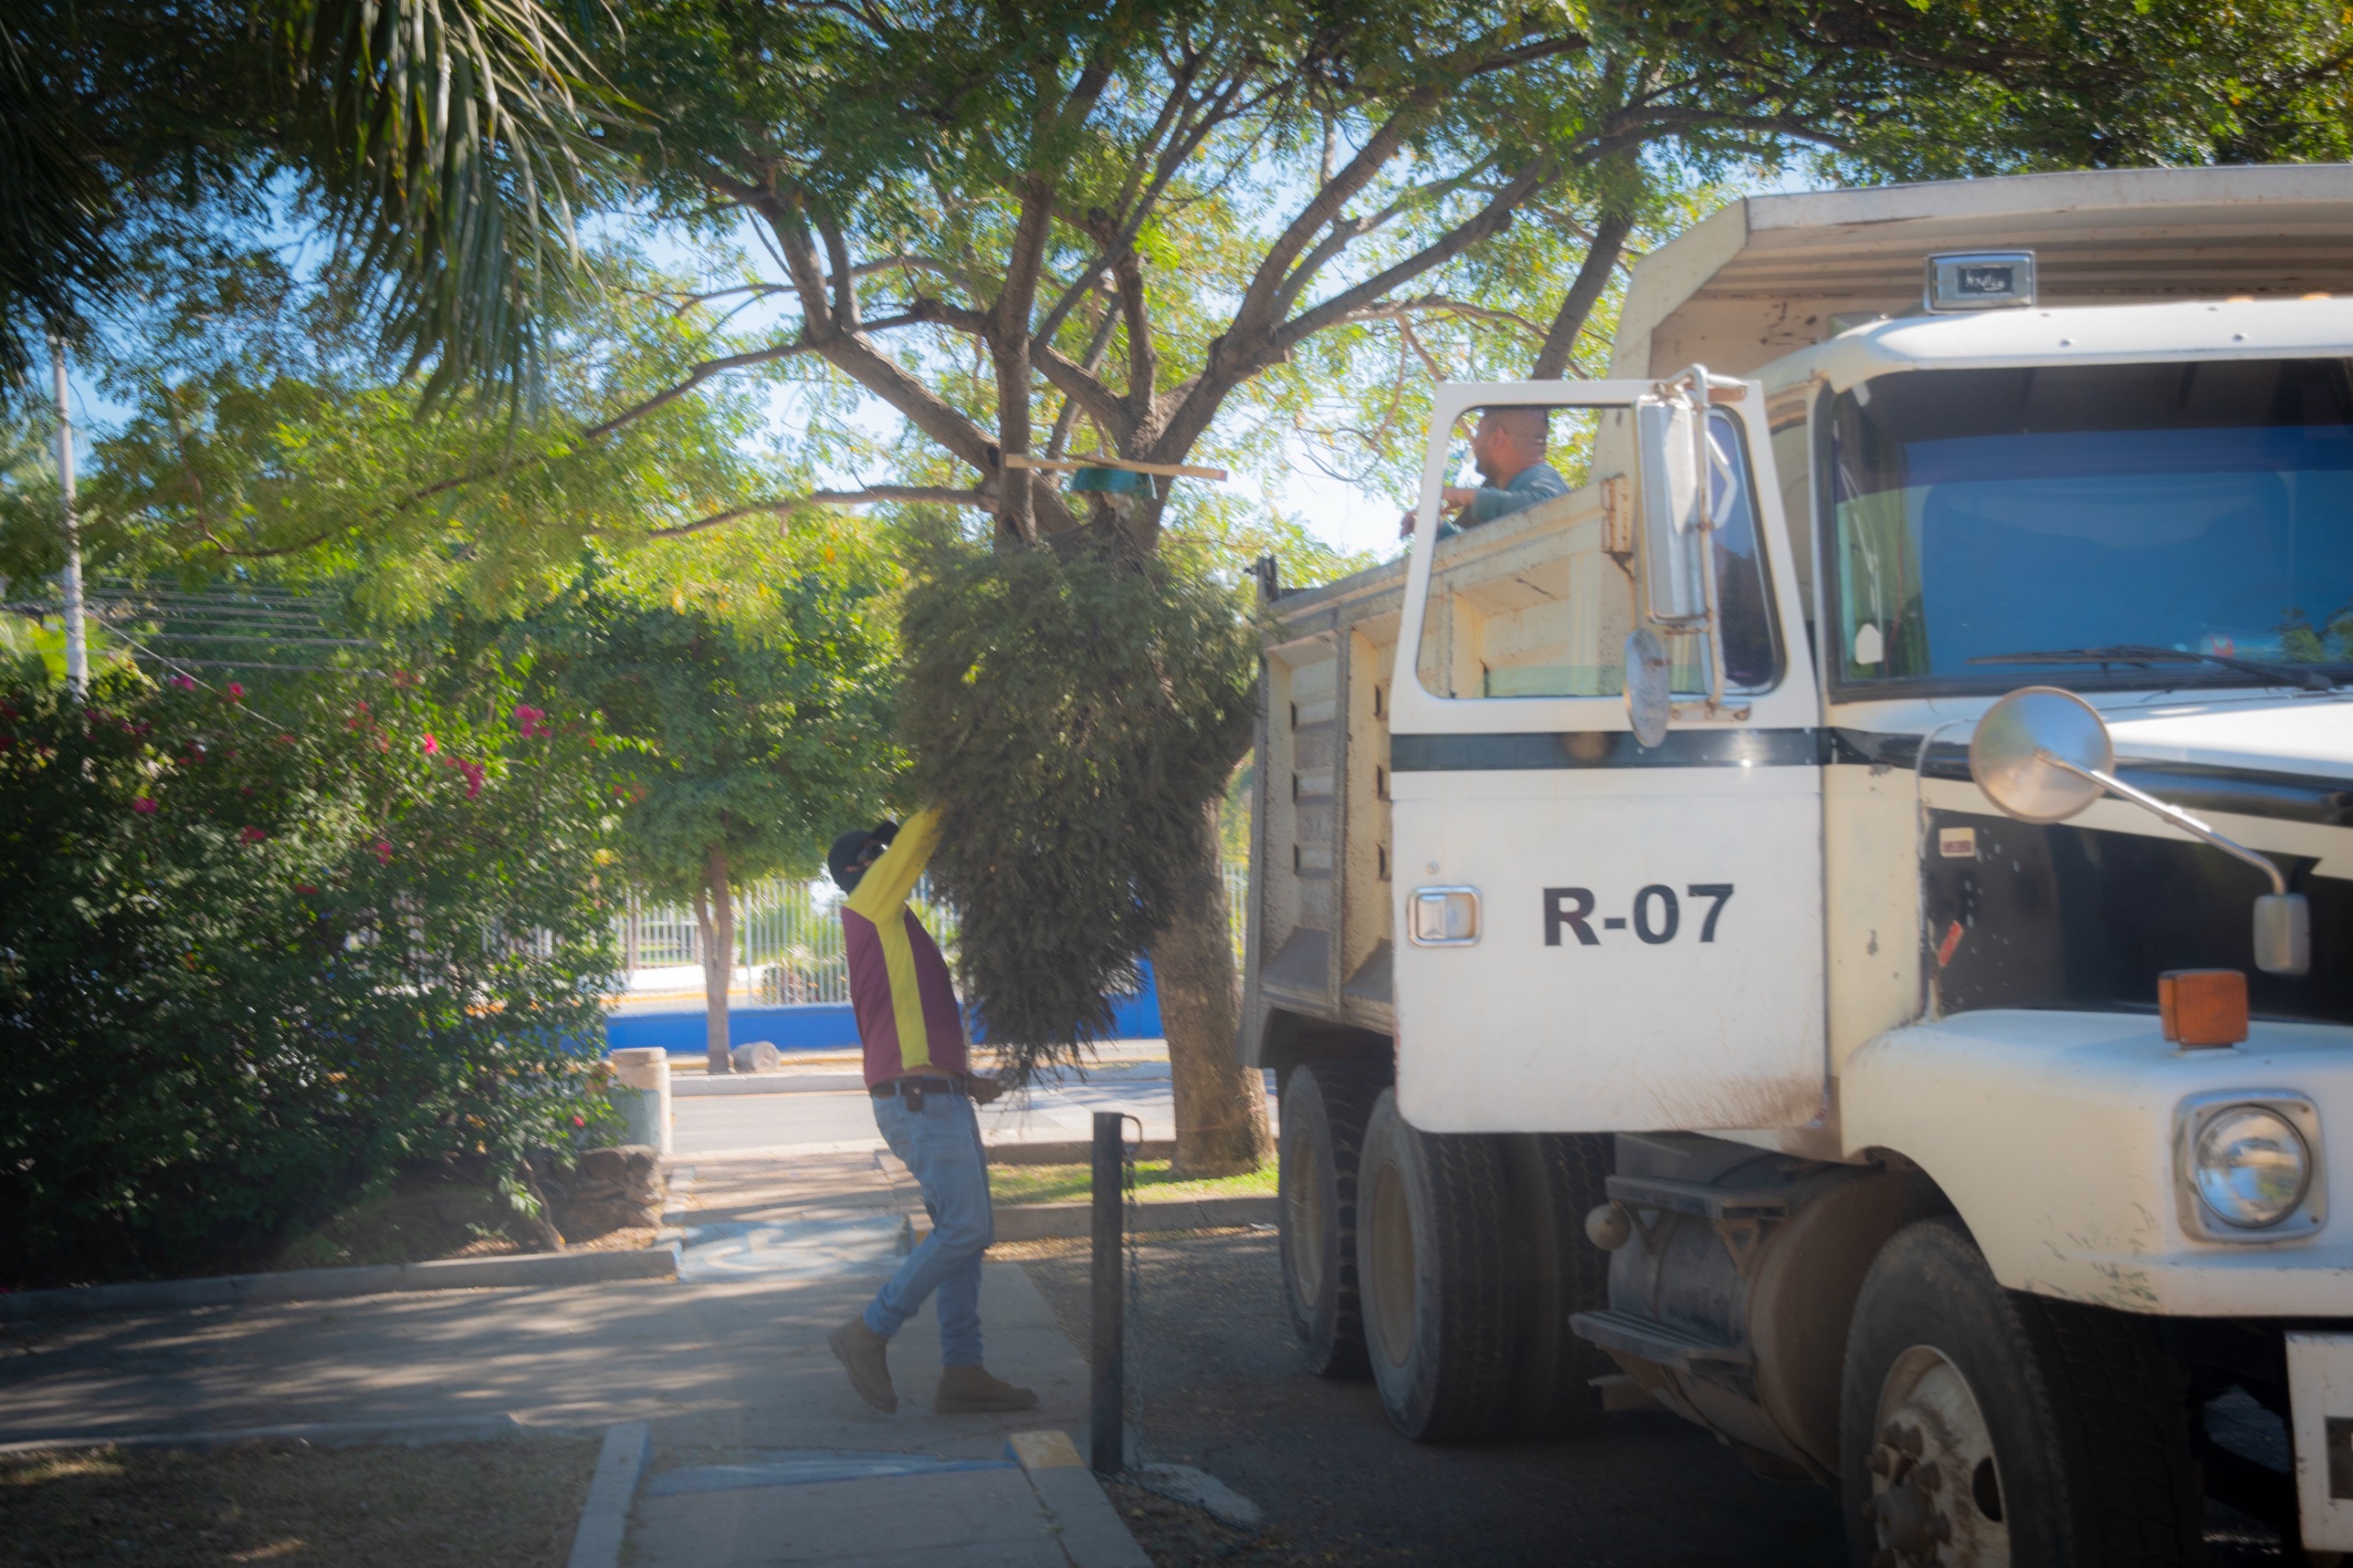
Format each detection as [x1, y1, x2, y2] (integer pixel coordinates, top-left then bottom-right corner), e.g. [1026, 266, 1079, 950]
[1398, 404, 1570, 538]
[822, 811, 1036, 1417]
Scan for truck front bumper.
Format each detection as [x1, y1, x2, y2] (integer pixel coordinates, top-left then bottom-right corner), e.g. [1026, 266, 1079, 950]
[2290, 1335, 2353, 1550]
[1841, 1010, 2353, 1317]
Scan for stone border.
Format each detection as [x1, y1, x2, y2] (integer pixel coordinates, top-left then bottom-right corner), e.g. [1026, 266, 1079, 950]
[0, 1244, 680, 1324]
[564, 1422, 652, 1568]
[1006, 1431, 1151, 1568]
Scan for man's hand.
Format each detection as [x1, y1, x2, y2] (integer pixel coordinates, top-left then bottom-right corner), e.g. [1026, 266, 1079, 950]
[1401, 486, 1480, 538]
[968, 1075, 1006, 1106]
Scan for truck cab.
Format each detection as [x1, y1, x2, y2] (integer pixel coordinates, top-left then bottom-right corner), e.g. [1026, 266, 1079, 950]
[1243, 165, 2353, 1564]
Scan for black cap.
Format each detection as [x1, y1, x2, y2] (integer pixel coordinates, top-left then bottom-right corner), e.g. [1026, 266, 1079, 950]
[828, 828, 878, 893]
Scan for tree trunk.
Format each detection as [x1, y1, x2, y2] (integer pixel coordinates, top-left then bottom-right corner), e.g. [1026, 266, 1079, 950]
[1150, 797, 1272, 1176]
[694, 845, 735, 1075]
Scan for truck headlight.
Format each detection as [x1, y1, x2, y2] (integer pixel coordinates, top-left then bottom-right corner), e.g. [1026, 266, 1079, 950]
[2194, 1108, 2312, 1227]
[2177, 1093, 2325, 1240]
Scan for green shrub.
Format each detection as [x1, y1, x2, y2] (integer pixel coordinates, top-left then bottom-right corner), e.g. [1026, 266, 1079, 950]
[0, 671, 619, 1288]
[898, 525, 1258, 1078]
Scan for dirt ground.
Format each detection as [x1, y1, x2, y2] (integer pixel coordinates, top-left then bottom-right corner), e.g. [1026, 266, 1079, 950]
[0, 1436, 599, 1568]
[1019, 1228, 2298, 1568]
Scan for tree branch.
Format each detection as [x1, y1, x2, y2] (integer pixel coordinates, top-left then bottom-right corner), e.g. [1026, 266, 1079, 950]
[1531, 206, 1633, 380]
[640, 485, 993, 539]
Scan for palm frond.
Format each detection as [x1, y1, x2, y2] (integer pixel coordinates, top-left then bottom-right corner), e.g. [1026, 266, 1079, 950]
[285, 0, 626, 412]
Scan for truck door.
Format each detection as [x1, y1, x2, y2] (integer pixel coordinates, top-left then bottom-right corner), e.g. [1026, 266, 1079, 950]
[1386, 377, 1825, 1133]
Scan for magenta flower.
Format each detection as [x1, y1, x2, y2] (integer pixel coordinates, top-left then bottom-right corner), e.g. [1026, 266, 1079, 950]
[169, 675, 197, 692]
[421, 734, 440, 756]
[239, 825, 267, 844]
[132, 797, 157, 815]
[372, 839, 392, 865]
[224, 683, 245, 702]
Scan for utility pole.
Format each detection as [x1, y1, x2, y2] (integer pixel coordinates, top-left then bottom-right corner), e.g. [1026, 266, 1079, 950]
[50, 337, 86, 696]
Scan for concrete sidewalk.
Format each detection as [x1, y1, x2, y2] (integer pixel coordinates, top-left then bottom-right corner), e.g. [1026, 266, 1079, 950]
[0, 1153, 1148, 1566]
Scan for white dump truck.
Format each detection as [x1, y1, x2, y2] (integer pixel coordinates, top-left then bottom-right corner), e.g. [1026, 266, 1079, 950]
[1241, 165, 2353, 1565]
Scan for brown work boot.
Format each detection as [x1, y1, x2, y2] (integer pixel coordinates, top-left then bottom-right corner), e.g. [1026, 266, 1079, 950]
[826, 1316, 897, 1414]
[934, 1365, 1039, 1415]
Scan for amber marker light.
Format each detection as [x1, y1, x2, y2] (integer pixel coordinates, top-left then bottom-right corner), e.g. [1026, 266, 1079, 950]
[2160, 969, 2249, 1049]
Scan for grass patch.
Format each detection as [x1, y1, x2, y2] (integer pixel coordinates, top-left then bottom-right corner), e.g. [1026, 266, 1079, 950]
[0, 1437, 598, 1567]
[989, 1159, 1274, 1207]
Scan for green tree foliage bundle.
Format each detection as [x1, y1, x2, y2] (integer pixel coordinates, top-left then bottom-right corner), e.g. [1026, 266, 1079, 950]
[0, 670, 618, 1288]
[898, 523, 1256, 1077]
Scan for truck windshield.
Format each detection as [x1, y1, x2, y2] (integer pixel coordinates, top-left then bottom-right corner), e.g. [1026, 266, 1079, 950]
[1828, 358, 2353, 690]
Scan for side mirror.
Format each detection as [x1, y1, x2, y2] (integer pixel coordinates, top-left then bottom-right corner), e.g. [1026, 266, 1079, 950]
[1636, 368, 1748, 714]
[1635, 392, 1710, 626]
[1968, 687, 2310, 977]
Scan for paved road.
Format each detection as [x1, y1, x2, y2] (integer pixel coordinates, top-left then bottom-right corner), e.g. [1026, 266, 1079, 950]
[1020, 1229, 2294, 1568]
[672, 1056, 1273, 1156]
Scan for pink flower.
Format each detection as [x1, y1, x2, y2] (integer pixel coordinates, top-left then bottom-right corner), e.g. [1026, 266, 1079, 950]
[169, 676, 197, 692]
[132, 797, 157, 815]
[223, 683, 245, 702]
[294, 882, 318, 894]
[372, 839, 392, 865]
[239, 825, 267, 844]
[421, 734, 440, 756]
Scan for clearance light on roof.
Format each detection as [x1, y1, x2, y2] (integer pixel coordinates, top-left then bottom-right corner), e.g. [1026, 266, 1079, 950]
[1924, 250, 2036, 312]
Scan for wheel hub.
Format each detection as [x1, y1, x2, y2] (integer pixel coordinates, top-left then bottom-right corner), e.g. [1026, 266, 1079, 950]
[1867, 1346, 2010, 1568]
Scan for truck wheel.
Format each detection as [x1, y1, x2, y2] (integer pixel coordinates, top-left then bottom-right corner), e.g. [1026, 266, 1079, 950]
[1840, 1217, 2200, 1568]
[1504, 1132, 1615, 1436]
[1357, 1089, 1518, 1441]
[1278, 1062, 1380, 1378]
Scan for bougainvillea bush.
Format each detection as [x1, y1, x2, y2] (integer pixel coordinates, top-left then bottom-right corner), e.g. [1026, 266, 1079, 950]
[0, 671, 619, 1288]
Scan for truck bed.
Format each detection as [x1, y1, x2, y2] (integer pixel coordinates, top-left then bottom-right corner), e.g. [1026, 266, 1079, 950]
[1241, 474, 1631, 1056]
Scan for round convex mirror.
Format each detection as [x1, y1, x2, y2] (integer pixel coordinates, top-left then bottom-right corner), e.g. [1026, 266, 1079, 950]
[1624, 627, 1671, 748]
[1968, 685, 2113, 823]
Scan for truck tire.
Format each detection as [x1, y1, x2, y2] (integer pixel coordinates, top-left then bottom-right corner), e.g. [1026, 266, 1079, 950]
[1357, 1089, 1519, 1442]
[1839, 1217, 2201, 1568]
[1278, 1062, 1381, 1378]
[1504, 1132, 1615, 1436]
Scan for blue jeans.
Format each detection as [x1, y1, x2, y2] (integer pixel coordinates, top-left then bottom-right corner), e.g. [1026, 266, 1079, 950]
[863, 1089, 993, 1368]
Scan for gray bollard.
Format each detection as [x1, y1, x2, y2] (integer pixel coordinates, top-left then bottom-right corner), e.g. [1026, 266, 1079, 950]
[608, 1048, 672, 1155]
[1089, 1109, 1124, 1474]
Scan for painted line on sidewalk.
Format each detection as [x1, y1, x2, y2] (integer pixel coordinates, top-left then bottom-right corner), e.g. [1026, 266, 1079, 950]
[642, 1451, 1018, 1496]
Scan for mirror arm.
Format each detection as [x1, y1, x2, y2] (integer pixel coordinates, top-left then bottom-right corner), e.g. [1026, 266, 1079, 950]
[2041, 752, 2288, 895]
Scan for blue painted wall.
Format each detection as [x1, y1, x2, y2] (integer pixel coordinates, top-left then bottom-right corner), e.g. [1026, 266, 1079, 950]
[605, 961, 1165, 1055]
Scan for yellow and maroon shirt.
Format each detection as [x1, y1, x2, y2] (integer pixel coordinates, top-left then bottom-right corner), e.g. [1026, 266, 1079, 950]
[840, 809, 968, 1088]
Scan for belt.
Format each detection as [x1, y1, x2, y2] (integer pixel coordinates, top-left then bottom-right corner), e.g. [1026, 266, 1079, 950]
[871, 1074, 966, 1108]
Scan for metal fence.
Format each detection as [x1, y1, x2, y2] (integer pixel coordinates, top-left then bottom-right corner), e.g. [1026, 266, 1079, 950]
[611, 861, 1252, 1001]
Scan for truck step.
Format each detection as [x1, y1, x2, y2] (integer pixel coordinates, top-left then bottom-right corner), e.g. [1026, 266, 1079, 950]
[1568, 1308, 1751, 1373]
[1603, 1174, 1790, 1223]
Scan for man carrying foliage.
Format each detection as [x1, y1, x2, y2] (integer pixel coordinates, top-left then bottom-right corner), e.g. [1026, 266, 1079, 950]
[824, 811, 1035, 1415]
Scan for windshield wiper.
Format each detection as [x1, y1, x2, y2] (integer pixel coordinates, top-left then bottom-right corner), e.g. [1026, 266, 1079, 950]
[1967, 643, 2341, 692]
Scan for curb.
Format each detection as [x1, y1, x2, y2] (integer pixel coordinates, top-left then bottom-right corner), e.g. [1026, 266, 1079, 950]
[0, 1244, 680, 1324]
[0, 1415, 542, 1458]
[1006, 1431, 1152, 1568]
[986, 1139, 1176, 1167]
[564, 1421, 651, 1568]
[923, 1195, 1272, 1244]
[672, 1072, 868, 1097]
